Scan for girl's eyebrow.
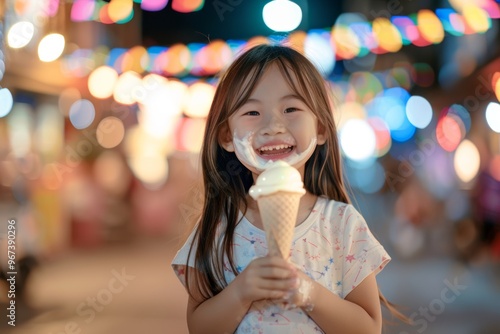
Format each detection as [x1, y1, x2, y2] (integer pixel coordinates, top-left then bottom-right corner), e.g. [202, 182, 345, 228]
[244, 94, 302, 104]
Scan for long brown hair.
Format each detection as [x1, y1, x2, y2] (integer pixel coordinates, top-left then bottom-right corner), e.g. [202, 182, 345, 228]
[185, 44, 408, 323]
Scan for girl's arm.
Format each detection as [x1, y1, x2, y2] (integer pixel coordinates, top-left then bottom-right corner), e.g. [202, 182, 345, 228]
[295, 271, 382, 334]
[186, 256, 297, 334]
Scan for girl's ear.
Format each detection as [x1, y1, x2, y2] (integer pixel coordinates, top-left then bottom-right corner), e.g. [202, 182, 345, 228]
[317, 121, 327, 145]
[219, 123, 235, 152]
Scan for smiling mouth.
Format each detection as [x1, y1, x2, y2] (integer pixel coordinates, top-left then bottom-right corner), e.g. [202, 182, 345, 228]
[257, 144, 295, 156]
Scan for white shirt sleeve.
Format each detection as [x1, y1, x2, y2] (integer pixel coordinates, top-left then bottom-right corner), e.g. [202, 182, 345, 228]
[341, 204, 391, 298]
[171, 226, 198, 288]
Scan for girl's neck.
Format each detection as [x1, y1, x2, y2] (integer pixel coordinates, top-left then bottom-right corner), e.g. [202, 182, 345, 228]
[244, 191, 318, 230]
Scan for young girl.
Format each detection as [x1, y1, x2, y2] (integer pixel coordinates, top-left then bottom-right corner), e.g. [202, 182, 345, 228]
[172, 44, 396, 333]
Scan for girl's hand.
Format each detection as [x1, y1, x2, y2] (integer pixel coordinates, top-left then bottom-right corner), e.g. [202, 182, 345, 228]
[280, 268, 316, 311]
[231, 256, 298, 305]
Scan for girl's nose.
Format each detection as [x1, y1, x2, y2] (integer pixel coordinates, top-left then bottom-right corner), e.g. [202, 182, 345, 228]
[260, 114, 286, 135]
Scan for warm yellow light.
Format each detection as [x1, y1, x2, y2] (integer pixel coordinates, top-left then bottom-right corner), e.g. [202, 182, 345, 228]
[108, 0, 133, 22]
[38, 33, 65, 62]
[184, 82, 215, 118]
[372, 18, 402, 53]
[332, 26, 361, 59]
[128, 153, 169, 187]
[454, 139, 480, 183]
[88, 66, 119, 99]
[134, 73, 168, 104]
[122, 46, 149, 73]
[417, 10, 444, 44]
[163, 44, 191, 76]
[93, 151, 130, 196]
[137, 79, 185, 138]
[96, 116, 125, 149]
[124, 125, 174, 160]
[113, 71, 142, 105]
[336, 102, 367, 129]
[463, 5, 491, 33]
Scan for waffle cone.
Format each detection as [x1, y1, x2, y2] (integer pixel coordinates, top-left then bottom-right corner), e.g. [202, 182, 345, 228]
[257, 191, 303, 259]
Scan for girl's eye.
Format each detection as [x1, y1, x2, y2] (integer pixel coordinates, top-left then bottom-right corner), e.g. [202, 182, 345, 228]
[244, 111, 260, 116]
[284, 107, 299, 113]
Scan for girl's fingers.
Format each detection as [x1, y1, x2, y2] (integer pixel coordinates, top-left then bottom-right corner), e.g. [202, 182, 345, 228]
[259, 266, 295, 279]
[256, 277, 298, 291]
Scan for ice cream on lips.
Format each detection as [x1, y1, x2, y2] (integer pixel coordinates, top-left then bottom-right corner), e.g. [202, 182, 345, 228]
[233, 131, 317, 171]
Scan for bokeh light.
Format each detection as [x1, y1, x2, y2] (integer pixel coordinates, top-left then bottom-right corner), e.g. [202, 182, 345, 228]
[346, 160, 386, 194]
[340, 119, 376, 161]
[304, 30, 335, 77]
[108, 0, 133, 22]
[113, 71, 143, 105]
[391, 16, 418, 44]
[7, 103, 34, 158]
[417, 9, 445, 44]
[177, 118, 207, 152]
[454, 139, 480, 183]
[336, 102, 366, 130]
[183, 82, 215, 118]
[463, 5, 491, 33]
[406, 95, 433, 129]
[141, 0, 169, 11]
[71, 0, 96, 21]
[448, 104, 471, 134]
[69, 99, 95, 129]
[38, 33, 66, 62]
[121, 46, 149, 73]
[96, 116, 125, 149]
[35, 104, 64, 159]
[263, 0, 302, 32]
[137, 79, 185, 138]
[436, 114, 462, 152]
[348, 72, 383, 104]
[93, 151, 131, 196]
[367, 117, 392, 157]
[372, 18, 403, 53]
[162, 44, 191, 76]
[172, 0, 204, 13]
[198, 40, 233, 75]
[128, 154, 169, 187]
[332, 13, 367, 59]
[7, 21, 34, 49]
[0, 88, 14, 118]
[88, 66, 119, 99]
[485, 102, 500, 133]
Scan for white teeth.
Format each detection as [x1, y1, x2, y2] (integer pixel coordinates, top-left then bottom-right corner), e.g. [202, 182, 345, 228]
[259, 144, 293, 152]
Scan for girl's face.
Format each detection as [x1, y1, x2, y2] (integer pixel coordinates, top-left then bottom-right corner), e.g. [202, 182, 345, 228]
[221, 64, 326, 178]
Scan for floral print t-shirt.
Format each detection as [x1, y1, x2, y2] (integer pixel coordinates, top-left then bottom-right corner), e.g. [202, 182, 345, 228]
[171, 196, 391, 333]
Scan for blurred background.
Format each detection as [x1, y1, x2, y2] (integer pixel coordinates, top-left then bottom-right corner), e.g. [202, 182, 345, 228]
[1, 0, 500, 333]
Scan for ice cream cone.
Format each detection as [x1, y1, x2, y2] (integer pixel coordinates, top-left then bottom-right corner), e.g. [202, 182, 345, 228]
[257, 191, 303, 259]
